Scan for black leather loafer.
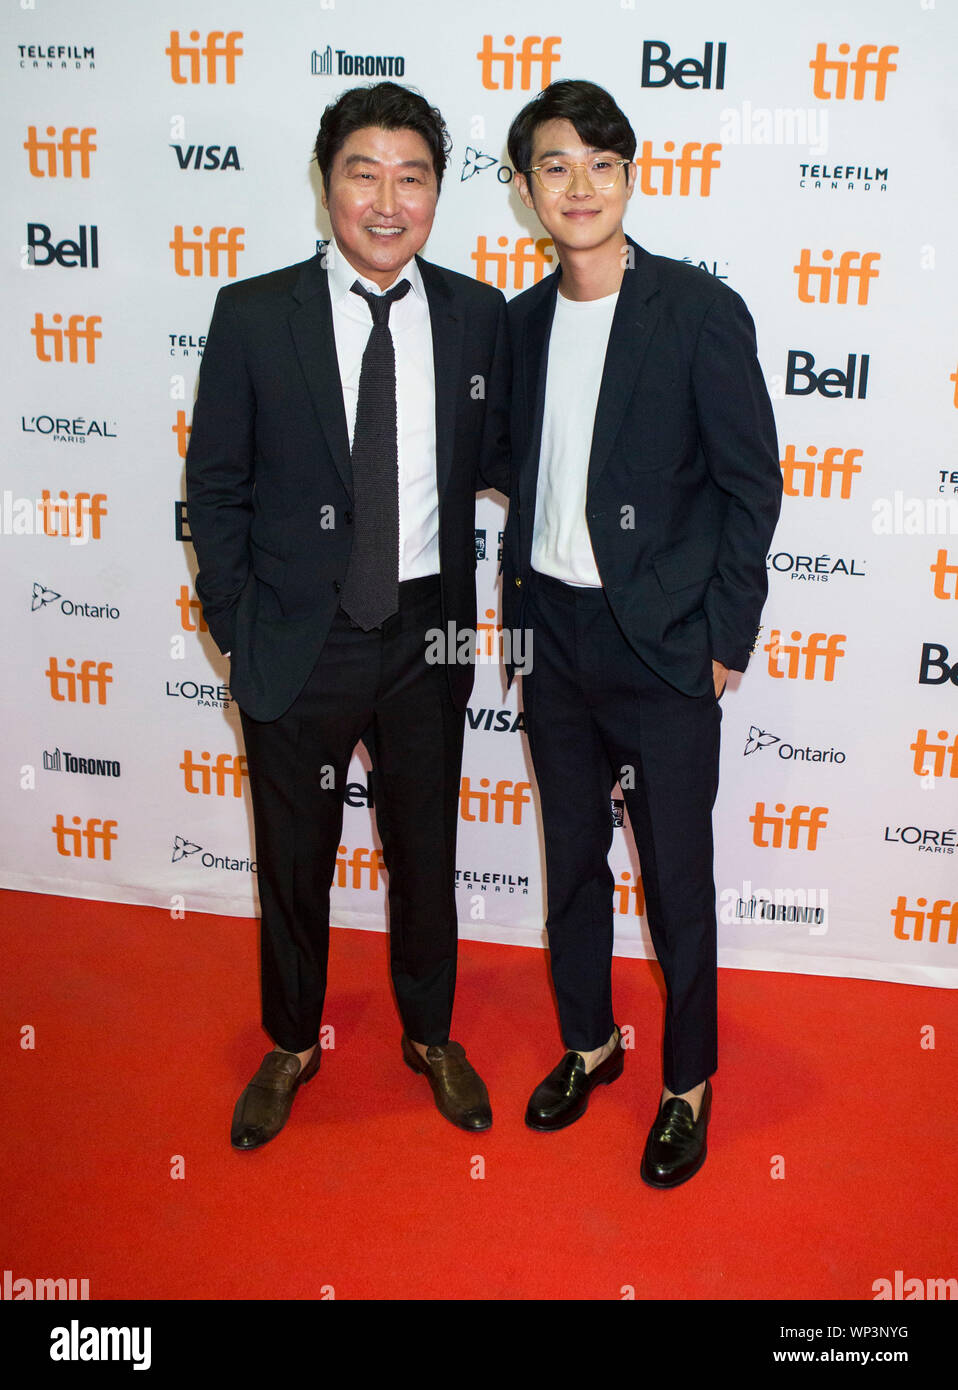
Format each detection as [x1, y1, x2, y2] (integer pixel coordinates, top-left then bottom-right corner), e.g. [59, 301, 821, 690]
[401, 1035, 492, 1131]
[640, 1078, 712, 1188]
[230, 1045, 321, 1151]
[525, 1028, 624, 1131]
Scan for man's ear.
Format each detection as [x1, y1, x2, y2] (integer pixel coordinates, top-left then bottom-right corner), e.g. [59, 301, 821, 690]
[514, 171, 536, 213]
[320, 180, 328, 211]
[624, 161, 636, 202]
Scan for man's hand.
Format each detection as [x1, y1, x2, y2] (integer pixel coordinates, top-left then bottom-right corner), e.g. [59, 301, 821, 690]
[712, 659, 728, 699]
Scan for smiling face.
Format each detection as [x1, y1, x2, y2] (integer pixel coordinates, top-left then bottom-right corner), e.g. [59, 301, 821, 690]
[515, 117, 634, 258]
[321, 125, 438, 289]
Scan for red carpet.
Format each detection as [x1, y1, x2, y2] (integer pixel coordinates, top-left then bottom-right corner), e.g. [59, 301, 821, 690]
[2, 888, 954, 1301]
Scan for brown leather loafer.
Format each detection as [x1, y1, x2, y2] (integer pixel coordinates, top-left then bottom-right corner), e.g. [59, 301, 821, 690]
[230, 1046, 321, 1151]
[401, 1035, 492, 1131]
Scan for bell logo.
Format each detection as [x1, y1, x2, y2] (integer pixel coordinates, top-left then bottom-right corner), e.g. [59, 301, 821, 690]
[31, 314, 101, 364]
[180, 751, 248, 796]
[809, 44, 898, 101]
[335, 844, 386, 891]
[24, 126, 96, 178]
[749, 802, 828, 850]
[794, 250, 880, 305]
[930, 549, 958, 600]
[38, 491, 107, 540]
[781, 444, 863, 498]
[459, 777, 533, 825]
[634, 141, 721, 197]
[471, 236, 554, 290]
[169, 226, 244, 277]
[764, 629, 846, 681]
[910, 729, 958, 779]
[476, 35, 561, 91]
[785, 349, 870, 399]
[176, 586, 208, 632]
[52, 815, 117, 860]
[172, 409, 192, 459]
[641, 40, 727, 90]
[46, 657, 113, 704]
[166, 31, 243, 84]
[891, 897, 958, 944]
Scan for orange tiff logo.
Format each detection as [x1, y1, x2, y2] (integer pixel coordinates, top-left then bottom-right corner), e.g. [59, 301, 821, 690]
[781, 444, 863, 499]
[176, 586, 208, 632]
[31, 313, 101, 363]
[471, 236, 554, 290]
[634, 141, 721, 196]
[172, 409, 192, 459]
[459, 777, 533, 825]
[166, 30, 243, 84]
[930, 550, 958, 600]
[810, 44, 898, 101]
[794, 250, 880, 304]
[764, 629, 846, 681]
[170, 226, 244, 277]
[749, 803, 828, 850]
[477, 35, 560, 90]
[52, 814, 117, 859]
[891, 896, 958, 944]
[180, 751, 248, 796]
[910, 729, 958, 779]
[335, 844, 386, 890]
[37, 491, 107, 539]
[24, 125, 96, 177]
[45, 657, 112, 704]
[614, 870, 645, 918]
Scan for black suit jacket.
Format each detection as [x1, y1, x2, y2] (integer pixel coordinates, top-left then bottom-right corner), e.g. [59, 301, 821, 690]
[502, 237, 782, 695]
[186, 251, 510, 722]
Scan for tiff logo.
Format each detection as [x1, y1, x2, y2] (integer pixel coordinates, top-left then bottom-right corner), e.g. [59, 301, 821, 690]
[930, 549, 958, 599]
[794, 250, 880, 304]
[51, 815, 117, 859]
[459, 778, 533, 825]
[170, 226, 244, 277]
[634, 141, 721, 196]
[335, 844, 386, 890]
[45, 658, 112, 704]
[36, 492, 108, 540]
[471, 236, 554, 290]
[180, 751, 248, 796]
[910, 729, 958, 779]
[891, 897, 958, 944]
[166, 30, 243, 84]
[31, 314, 101, 363]
[476, 35, 561, 91]
[176, 586, 208, 632]
[781, 444, 863, 498]
[24, 126, 96, 178]
[172, 410, 192, 459]
[764, 629, 846, 681]
[749, 802, 828, 850]
[810, 44, 898, 101]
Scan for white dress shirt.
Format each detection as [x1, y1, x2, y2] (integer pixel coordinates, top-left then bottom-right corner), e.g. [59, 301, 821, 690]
[326, 239, 439, 580]
[532, 288, 619, 587]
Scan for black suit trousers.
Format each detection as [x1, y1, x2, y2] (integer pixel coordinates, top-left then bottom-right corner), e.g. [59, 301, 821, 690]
[239, 577, 464, 1052]
[521, 572, 721, 1094]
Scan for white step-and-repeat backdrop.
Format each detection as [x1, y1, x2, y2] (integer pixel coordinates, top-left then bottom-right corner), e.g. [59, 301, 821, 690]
[3, 0, 956, 988]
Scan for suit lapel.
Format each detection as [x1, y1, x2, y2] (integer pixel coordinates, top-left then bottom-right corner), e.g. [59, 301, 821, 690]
[417, 257, 463, 501]
[289, 253, 353, 498]
[520, 275, 559, 521]
[586, 240, 661, 495]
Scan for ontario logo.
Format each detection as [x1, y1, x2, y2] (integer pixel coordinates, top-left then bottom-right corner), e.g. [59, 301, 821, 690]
[172, 835, 256, 873]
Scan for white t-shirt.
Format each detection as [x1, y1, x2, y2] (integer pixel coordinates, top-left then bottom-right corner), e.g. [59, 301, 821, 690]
[531, 288, 619, 587]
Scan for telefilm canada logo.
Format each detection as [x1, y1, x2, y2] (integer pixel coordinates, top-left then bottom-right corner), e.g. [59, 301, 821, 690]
[799, 160, 888, 192]
[456, 866, 529, 896]
[17, 43, 95, 71]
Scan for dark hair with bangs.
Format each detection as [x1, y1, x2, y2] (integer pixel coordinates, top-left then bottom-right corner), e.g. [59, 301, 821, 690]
[507, 80, 636, 177]
[314, 81, 451, 192]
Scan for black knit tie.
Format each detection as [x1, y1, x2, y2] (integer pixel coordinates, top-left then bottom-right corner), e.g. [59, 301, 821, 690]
[339, 278, 411, 630]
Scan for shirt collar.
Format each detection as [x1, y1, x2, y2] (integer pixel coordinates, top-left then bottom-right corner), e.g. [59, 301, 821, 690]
[325, 238, 426, 307]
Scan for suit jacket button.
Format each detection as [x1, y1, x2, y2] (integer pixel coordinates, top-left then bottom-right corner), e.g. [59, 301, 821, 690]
[515, 576, 522, 587]
[333, 580, 341, 593]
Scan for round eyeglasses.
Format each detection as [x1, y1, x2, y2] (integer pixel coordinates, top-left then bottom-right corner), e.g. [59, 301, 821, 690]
[523, 158, 632, 193]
